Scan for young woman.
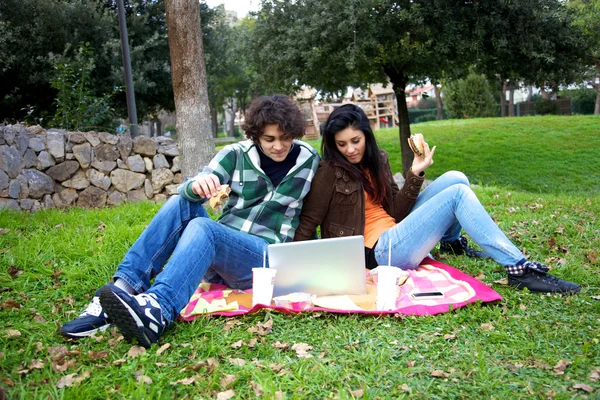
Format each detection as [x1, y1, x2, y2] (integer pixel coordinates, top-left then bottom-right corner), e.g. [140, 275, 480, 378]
[294, 104, 579, 294]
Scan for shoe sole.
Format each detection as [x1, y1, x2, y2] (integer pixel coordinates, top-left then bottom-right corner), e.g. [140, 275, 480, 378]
[508, 282, 581, 295]
[60, 323, 111, 339]
[99, 286, 154, 348]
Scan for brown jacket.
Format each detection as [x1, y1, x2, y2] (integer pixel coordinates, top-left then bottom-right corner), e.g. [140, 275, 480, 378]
[294, 151, 425, 242]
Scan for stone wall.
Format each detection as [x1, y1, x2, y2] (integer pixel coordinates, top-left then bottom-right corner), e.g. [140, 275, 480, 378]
[0, 124, 184, 212]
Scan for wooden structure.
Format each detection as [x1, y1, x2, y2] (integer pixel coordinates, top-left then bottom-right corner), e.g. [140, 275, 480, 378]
[294, 86, 321, 139]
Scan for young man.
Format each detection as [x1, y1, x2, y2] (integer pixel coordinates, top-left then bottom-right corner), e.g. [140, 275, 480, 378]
[60, 95, 320, 347]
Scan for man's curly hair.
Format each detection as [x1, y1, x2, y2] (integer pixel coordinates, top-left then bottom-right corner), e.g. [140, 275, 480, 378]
[242, 95, 306, 142]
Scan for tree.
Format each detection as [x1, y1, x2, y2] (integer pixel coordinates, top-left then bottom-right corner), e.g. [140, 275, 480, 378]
[443, 73, 497, 119]
[164, 0, 214, 177]
[470, 0, 587, 117]
[253, 0, 477, 175]
[568, 0, 600, 114]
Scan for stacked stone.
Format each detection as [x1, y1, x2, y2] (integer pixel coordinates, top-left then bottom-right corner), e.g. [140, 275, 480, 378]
[0, 124, 183, 212]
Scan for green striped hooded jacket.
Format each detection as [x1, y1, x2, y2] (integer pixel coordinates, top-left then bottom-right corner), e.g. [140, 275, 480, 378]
[178, 139, 320, 244]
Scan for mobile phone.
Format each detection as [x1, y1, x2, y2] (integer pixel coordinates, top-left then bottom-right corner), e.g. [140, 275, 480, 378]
[410, 291, 444, 299]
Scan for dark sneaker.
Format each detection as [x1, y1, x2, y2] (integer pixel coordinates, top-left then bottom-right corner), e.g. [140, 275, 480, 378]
[439, 236, 491, 259]
[60, 289, 111, 338]
[98, 284, 166, 348]
[508, 261, 580, 294]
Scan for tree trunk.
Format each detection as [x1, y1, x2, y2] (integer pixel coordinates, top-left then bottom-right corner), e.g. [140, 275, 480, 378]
[527, 85, 534, 102]
[156, 119, 162, 137]
[210, 105, 218, 137]
[165, 0, 214, 178]
[434, 84, 444, 120]
[508, 85, 515, 117]
[595, 63, 600, 115]
[384, 67, 412, 176]
[228, 98, 237, 137]
[500, 80, 507, 117]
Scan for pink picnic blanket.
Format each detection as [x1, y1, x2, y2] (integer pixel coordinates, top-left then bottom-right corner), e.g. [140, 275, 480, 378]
[179, 257, 502, 321]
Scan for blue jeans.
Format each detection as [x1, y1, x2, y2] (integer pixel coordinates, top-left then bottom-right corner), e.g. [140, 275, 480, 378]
[113, 195, 268, 323]
[374, 171, 524, 270]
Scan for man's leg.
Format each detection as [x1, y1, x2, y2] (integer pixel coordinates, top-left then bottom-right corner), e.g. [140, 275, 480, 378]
[99, 218, 268, 347]
[60, 195, 207, 338]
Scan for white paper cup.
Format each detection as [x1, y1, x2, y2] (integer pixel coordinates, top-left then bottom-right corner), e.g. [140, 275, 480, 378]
[252, 268, 277, 307]
[372, 266, 406, 311]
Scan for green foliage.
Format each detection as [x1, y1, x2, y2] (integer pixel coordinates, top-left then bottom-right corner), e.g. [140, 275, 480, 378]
[415, 97, 438, 110]
[408, 108, 438, 124]
[534, 98, 559, 116]
[443, 73, 497, 119]
[164, 123, 177, 136]
[559, 87, 598, 114]
[50, 43, 119, 131]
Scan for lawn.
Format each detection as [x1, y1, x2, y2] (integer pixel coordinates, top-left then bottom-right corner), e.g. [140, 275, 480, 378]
[1, 115, 599, 399]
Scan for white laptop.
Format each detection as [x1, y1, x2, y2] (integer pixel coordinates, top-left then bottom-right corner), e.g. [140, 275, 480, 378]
[267, 236, 367, 297]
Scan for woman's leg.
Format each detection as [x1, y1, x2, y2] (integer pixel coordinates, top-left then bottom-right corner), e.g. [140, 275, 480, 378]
[410, 170, 469, 242]
[375, 183, 523, 269]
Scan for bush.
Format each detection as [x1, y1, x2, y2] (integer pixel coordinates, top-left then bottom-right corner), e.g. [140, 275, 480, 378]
[414, 113, 438, 124]
[535, 98, 558, 115]
[50, 43, 120, 131]
[415, 98, 437, 109]
[164, 123, 177, 136]
[408, 108, 437, 124]
[443, 73, 497, 119]
[559, 88, 597, 115]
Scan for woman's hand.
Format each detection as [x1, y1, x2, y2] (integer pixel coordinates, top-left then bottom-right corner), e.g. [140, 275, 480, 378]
[191, 173, 222, 199]
[410, 141, 436, 176]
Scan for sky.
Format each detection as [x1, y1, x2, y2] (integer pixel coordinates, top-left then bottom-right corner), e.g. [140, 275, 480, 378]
[204, 0, 260, 18]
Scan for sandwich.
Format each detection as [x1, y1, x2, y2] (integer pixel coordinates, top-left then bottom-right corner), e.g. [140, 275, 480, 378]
[408, 133, 426, 157]
[208, 184, 231, 210]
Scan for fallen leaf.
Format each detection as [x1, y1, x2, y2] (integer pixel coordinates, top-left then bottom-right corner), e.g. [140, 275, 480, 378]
[406, 360, 415, 368]
[97, 221, 106, 231]
[0, 228, 10, 235]
[272, 341, 289, 350]
[223, 320, 243, 331]
[216, 389, 235, 400]
[74, 370, 91, 384]
[493, 278, 508, 285]
[29, 359, 44, 369]
[7, 266, 23, 277]
[591, 295, 600, 301]
[231, 340, 244, 349]
[180, 361, 207, 372]
[480, 324, 495, 330]
[350, 388, 364, 398]
[1, 299, 21, 310]
[128, 345, 146, 358]
[6, 329, 21, 337]
[88, 350, 108, 360]
[228, 358, 246, 366]
[269, 363, 285, 372]
[113, 359, 126, 366]
[136, 375, 152, 384]
[247, 338, 258, 348]
[400, 384, 411, 392]
[292, 343, 313, 358]
[56, 373, 77, 388]
[553, 360, 571, 375]
[443, 334, 456, 341]
[275, 391, 284, 400]
[52, 359, 75, 373]
[156, 343, 171, 355]
[572, 383, 593, 393]
[431, 370, 450, 378]
[585, 252, 598, 264]
[170, 376, 196, 385]
[475, 272, 486, 280]
[590, 370, 600, 381]
[519, 303, 527, 311]
[2, 377, 14, 387]
[251, 381, 264, 396]
[155, 362, 168, 367]
[207, 358, 219, 373]
[220, 374, 237, 387]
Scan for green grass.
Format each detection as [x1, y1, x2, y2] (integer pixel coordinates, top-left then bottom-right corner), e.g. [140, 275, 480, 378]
[2, 116, 600, 399]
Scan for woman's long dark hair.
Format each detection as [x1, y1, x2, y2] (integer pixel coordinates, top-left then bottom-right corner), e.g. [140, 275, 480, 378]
[321, 104, 387, 203]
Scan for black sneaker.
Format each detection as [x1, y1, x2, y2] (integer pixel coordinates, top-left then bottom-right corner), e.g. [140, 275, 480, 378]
[508, 261, 580, 294]
[99, 284, 166, 348]
[439, 236, 491, 259]
[60, 289, 111, 338]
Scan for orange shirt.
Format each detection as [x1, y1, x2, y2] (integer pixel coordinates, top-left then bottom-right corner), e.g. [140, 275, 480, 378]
[363, 190, 396, 248]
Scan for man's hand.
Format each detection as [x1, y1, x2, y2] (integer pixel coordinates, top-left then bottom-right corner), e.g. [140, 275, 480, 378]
[191, 174, 222, 199]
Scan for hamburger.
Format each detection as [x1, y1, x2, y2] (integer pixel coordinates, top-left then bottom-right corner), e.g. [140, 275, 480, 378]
[408, 133, 426, 157]
[208, 184, 231, 210]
